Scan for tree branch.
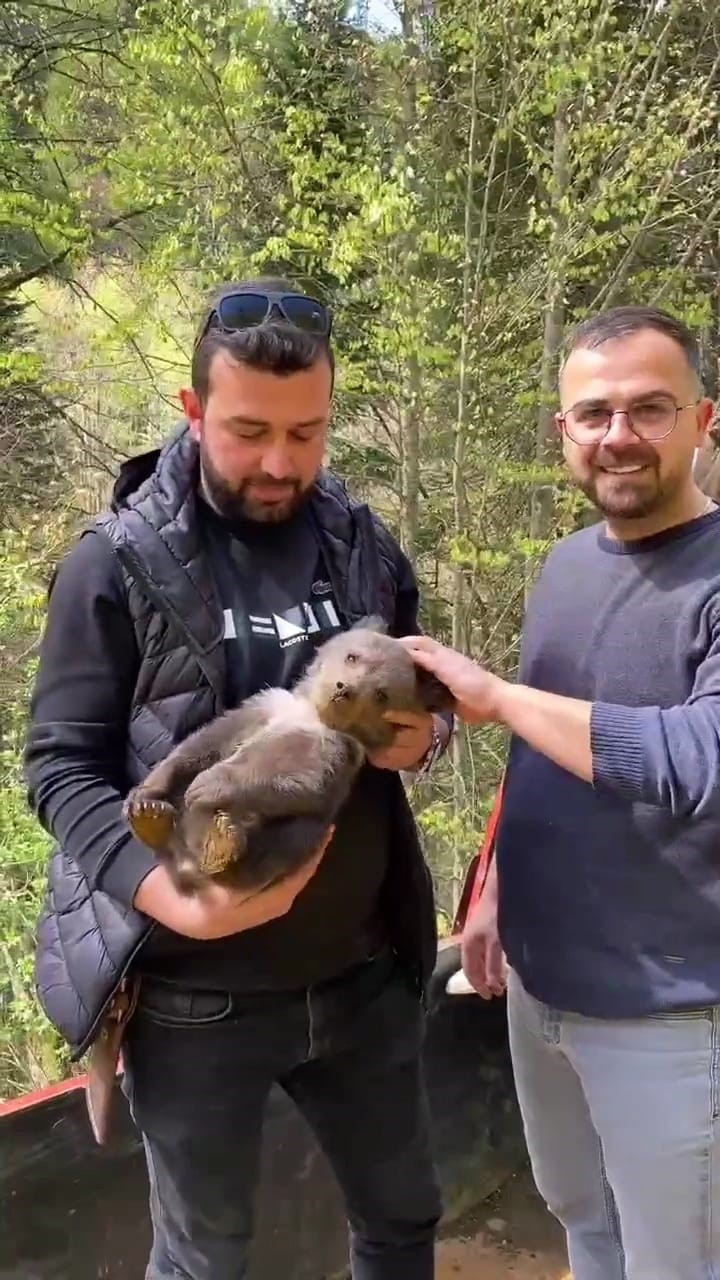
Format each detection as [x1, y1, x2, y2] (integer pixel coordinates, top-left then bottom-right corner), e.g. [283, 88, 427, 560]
[0, 205, 156, 296]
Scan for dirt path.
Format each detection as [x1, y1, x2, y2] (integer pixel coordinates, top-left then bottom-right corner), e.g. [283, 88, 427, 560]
[437, 1167, 570, 1280]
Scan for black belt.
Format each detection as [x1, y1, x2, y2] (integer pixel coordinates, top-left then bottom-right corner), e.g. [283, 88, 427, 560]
[136, 945, 396, 1023]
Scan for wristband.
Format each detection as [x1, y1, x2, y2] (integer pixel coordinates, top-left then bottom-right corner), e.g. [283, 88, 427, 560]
[416, 718, 445, 780]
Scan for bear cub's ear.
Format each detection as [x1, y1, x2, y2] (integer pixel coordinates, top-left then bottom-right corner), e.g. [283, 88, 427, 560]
[350, 615, 388, 635]
[414, 664, 456, 714]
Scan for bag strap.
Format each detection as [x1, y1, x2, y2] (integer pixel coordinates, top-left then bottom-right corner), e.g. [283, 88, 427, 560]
[452, 774, 505, 932]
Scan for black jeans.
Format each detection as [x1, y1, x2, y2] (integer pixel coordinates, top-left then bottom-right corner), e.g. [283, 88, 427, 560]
[122, 950, 442, 1280]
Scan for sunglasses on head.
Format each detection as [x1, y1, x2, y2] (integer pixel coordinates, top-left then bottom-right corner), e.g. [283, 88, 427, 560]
[195, 290, 332, 348]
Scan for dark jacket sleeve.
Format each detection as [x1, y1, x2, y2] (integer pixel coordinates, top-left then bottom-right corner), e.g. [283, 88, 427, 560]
[24, 529, 158, 908]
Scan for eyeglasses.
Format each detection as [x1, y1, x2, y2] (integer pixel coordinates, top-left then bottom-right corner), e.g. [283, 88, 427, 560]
[559, 396, 698, 445]
[195, 290, 332, 349]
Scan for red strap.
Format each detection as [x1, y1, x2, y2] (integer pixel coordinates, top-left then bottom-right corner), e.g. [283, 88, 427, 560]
[465, 775, 504, 919]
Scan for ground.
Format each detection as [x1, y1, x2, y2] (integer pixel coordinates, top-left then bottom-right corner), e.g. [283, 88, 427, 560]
[437, 1165, 570, 1280]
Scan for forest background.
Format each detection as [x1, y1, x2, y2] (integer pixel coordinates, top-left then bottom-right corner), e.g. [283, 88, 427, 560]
[1, 0, 719, 1098]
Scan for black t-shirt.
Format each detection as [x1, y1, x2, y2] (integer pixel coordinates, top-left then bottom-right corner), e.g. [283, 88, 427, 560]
[202, 502, 344, 699]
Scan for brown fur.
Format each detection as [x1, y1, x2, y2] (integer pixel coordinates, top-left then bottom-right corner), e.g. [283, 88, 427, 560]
[124, 618, 454, 895]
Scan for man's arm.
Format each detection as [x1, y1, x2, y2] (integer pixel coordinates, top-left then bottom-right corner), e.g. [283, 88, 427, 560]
[399, 626, 720, 820]
[493, 683, 593, 783]
[24, 530, 159, 908]
[496, 620, 720, 819]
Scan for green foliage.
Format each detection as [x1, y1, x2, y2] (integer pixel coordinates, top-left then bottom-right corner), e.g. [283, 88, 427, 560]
[0, 526, 70, 1099]
[0, 780, 68, 1101]
[0, 300, 67, 514]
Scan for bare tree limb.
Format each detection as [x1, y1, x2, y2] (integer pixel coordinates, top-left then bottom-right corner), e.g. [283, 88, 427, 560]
[0, 205, 156, 296]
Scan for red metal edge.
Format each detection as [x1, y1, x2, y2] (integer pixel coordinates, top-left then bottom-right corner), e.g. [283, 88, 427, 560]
[0, 1073, 88, 1118]
[452, 777, 505, 934]
[0, 1056, 128, 1118]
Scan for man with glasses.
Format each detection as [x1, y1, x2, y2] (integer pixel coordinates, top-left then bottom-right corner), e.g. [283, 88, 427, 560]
[398, 306, 719, 1279]
[26, 277, 450, 1280]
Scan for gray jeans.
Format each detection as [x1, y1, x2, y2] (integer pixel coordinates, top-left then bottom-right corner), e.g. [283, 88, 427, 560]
[507, 967, 720, 1280]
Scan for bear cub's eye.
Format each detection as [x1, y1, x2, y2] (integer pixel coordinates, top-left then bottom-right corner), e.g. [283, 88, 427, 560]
[345, 652, 359, 664]
[375, 689, 389, 704]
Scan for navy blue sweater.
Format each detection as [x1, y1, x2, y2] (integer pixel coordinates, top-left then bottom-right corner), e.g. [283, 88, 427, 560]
[496, 507, 720, 1017]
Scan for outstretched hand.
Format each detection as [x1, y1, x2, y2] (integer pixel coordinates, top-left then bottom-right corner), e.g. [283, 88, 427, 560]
[400, 635, 595, 783]
[396, 635, 506, 725]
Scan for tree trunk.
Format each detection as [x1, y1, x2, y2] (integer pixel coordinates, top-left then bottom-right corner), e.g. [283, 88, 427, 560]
[530, 89, 570, 547]
[400, 371, 421, 561]
[398, 0, 421, 560]
[449, 26, 481, 913]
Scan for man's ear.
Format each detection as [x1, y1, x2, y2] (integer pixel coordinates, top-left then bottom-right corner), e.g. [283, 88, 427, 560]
[414, 663, 456, 713]
[180, 387, 203, 439]
[697, 397, 715, 442]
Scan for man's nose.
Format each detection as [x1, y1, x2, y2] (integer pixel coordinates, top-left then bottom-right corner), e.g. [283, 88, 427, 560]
[603, 409, 639, 446]
[260, 444, 294, 479]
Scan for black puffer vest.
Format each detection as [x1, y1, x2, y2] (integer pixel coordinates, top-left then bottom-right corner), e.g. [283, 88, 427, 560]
[34, 426, 437, 1059]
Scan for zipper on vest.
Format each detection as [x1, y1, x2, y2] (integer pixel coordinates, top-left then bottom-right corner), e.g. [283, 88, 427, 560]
[354, 505, 384, 614]
[306, 507, 350, 625]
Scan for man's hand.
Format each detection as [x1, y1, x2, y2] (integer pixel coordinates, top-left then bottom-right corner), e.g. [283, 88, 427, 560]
[398, 634, 593, 783]
[460, 858, 507, 999]
[367, 709, 436, 771]
[133, 826, 334, 939]
[397, 636, 505, 725]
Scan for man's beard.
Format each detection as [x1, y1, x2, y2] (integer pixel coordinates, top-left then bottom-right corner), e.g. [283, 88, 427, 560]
[200, 445, 310, 524]
[574, 447, 669, 521]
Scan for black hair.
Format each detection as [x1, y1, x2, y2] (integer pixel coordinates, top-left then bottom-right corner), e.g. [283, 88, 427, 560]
[191, 276, 334, 404]
[563, 305, 703, 384]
